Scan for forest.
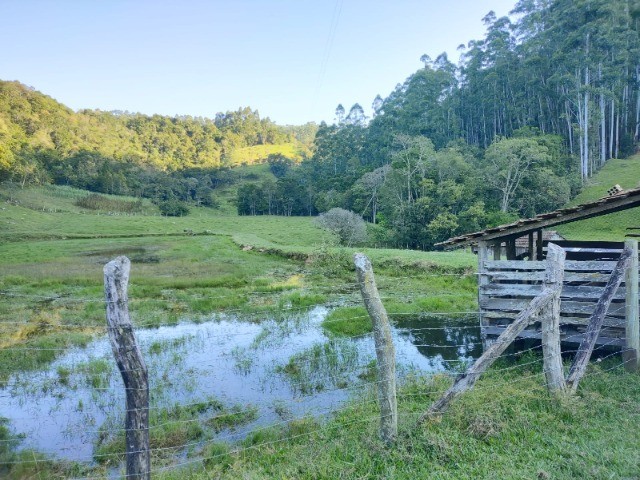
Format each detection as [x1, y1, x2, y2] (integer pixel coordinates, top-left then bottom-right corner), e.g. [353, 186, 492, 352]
[238, 0, 640, 248]
[2, 0, 640, 249]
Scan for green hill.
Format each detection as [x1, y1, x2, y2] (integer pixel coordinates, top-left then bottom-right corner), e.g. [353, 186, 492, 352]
[0, 80, 312, 179]
[557, 154, 640, 241]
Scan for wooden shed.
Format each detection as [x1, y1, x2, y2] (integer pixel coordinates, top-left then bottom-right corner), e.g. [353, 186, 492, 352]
[437, 187, 640, 353]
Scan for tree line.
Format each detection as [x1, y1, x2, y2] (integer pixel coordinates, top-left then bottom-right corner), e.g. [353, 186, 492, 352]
[0, 80, 315, 184]
[2, 0, 638, 243]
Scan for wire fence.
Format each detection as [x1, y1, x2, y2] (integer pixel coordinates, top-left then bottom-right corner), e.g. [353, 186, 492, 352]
[0, 262, 637, 479]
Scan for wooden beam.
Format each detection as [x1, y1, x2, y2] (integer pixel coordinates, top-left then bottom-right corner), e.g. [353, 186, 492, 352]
[623, 240, 639, 371]
[482, 326, 626, 347]
[566, 246, 633, 393]
[478, 241, 489, 339]
[528, 233, 535, 260]
[506, 239, 517, 260]
[485, 259, 619, 271]
[540, 244, 567, 394]
[537, 229, 544, 260]
[104, 257, 150, 480]
[354, 253, 397, 444]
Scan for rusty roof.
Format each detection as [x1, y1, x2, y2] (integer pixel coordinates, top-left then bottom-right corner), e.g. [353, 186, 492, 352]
[437, 186, 640, 250]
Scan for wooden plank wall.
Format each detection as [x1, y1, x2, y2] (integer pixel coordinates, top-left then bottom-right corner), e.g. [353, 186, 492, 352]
[479, 257, 639, 347]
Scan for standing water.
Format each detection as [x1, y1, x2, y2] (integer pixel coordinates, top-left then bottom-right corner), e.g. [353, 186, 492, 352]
[0, 307, 480, 462]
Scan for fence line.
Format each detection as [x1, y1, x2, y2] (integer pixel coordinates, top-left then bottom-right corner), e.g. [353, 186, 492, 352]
[1, 253, 637, 478]
[1, 353, 631, 471]
[4, 352, 629, 470]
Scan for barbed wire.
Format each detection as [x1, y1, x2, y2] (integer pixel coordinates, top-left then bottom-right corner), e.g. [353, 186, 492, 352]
[1, 266, 637, 476]
[1, 347, 632, 472]
[11, 351, 631, 476]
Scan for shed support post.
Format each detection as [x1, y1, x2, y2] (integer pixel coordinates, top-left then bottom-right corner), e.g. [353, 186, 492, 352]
[493, 241, 501, 260]
[478, 241, 489, 343]
[528, 233, 535, 260]
[624, 239, 639, 371]
[537, 229, 544, 259]
[506, 239, 517, 260]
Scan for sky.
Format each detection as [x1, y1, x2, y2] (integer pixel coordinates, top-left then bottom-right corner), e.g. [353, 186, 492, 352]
[1, 0, 517, 126]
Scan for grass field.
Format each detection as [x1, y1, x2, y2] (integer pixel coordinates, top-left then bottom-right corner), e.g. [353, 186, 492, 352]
[1, 158, 639, 479]
[226, 143, 305, 166]
[557, 154, 640, 240]
[0, 183, 476, 385]
[154, 356, 640, 480]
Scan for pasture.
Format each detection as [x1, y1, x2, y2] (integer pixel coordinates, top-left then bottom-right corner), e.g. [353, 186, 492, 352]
[0, 182, 638, 479]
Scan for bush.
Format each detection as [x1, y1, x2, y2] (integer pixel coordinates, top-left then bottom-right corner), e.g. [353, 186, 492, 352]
[157, 199, 190, 217]
[314, 208, 367, 246]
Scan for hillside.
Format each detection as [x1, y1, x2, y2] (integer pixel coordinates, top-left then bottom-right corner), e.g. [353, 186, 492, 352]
[0, 80, 314, 177]
[557, 154, 640, 241]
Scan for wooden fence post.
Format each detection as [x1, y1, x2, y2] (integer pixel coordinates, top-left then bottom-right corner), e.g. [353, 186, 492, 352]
[104, 256, 150, 480]
[419, 248, 562, 420]
[623, 239, 639, 371]
[540, 243, 567, 394]
[354, 253, 397, 444]
[566, 246, 633, 393]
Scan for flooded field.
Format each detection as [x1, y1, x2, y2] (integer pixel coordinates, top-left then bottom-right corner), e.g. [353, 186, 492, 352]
[0, 307, 481, 463]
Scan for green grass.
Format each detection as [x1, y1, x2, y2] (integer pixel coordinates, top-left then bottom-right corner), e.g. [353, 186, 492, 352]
[322, 306, 370, 336]
[275, 340, 360, 394]
[557, 154, 640, 240]
[154, 357, 640, 480]
[1, 183, 639, 479]
[227, 143, 302, 166]
[95, 398, 225, 466]
[0, 183, 158, 215]
[321, 255, 477, 336]
[0, 184, 475, 385]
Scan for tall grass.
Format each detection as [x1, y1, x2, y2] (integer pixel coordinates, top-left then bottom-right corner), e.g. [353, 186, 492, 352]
[75, 193, 146, 213]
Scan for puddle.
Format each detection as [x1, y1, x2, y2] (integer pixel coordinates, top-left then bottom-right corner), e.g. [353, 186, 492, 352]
[0, 307, 480, 462]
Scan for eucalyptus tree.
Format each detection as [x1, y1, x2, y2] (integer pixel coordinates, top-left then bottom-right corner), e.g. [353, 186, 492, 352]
[484, 136, 551, 213]
[350, 165, 390, 223]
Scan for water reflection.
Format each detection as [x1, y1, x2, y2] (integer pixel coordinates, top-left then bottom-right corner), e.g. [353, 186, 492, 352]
[0, 307, 480, 462]
[395, 314, 482, 361]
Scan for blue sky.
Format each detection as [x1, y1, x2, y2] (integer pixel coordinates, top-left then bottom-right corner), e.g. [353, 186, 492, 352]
[1, 0, 516, 125]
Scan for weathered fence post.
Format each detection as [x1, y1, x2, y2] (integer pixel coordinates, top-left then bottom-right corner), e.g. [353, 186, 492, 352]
[566, 246, 633, 393]
[623, 239, 639, 371]
[540, 243, 566, 394]
[104, 256, 150, 480]
[354, 253, 397, 444]
[419, 247, 562, 421]
[477, 241, 489, 348]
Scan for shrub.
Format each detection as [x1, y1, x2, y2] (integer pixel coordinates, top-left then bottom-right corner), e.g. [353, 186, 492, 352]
[157, 199, 190, 217]
[314, 208, 367, 246]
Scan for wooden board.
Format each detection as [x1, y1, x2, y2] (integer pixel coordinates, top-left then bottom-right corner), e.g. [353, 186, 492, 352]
[481, 284, 627, 300]
[485, 260, 620, 271]
[480, 297, 626, 317]
[482, 326, 625, 347]
[482, 271, 617, 283]
[482, 311, 626, 328]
